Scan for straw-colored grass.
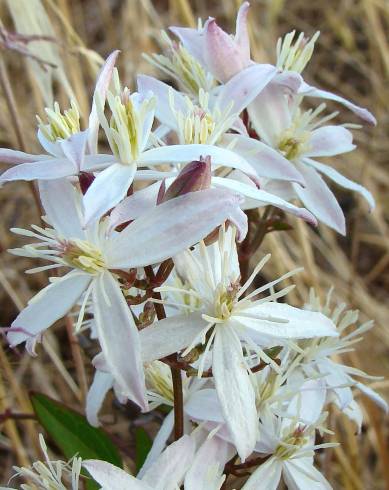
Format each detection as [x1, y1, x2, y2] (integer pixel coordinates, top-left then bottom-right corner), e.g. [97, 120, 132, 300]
[0, 0, 388, 488]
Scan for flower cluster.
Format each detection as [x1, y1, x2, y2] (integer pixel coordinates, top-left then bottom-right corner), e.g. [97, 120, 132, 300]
[2, 3, 386, 490]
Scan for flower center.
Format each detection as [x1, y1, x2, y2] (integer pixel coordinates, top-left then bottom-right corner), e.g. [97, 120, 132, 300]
[213, 283, 239, 321]
[278, 127, 310, 161]
[62, 239, 106, 274]
[275, 426, 308, 460]
[37, 100, 80, 142]
[145, 361, 175, 404]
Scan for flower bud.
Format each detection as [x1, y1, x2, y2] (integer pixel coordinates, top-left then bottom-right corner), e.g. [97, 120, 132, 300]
[162, 156, 211, 202]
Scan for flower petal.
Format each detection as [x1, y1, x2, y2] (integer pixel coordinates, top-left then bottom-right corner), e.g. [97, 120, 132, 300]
[355, 382, 388, 413]
[242, 456, 282, 490]
[0, 158, 75, 183]
[86, 370, 114, 427]
[92, 272, 147, 411]
[60, 130, 88, 171]
[7, 271, 91, 347]
[298, 80, 376, 125]
[306, 126, 355, 157]
[213, 325, 258, 461]
[283, 458, 332, 490]
[185, 388, 226, 425]
[88, 50, 120, 154]
[140, 312, 207, 363]
[221, 134, 305, 184]
[169, 25, 207, 67]
[235, 2, 250, 59]
[106, 188, 246, 269]
[304, 157, 375, 210]
[83, 163, 136, 225]
[0, 148, 48, 165]
[84, 460, 151, 490]
[293, 163, 346, 234]
[142, 435, 195, 488]
[38, 179, 84, 239]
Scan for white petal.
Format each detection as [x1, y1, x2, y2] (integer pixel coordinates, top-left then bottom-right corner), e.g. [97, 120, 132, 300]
[212, 175, 317, 225]
[298, 80, 376, 125]
[237, 302, 338, 343]
[88, 50, 120, 154]
[83, 163, 136, 225]
[0, 158, 75, 182]
[139, 144, 257, 178]
[137, 410, 174, 478]
[169, 25, 207, 67]
[185, 388, 226, 425]
[84, 460, 151, 490]
[0, 148, 48, 164]
[283, 458, 332, 490]
[38, 179, 84, 239]
[286, 379, 326, 425]
[142, 435, 195, 489]
[92, 272, 147, 411]
[355, 382, 388, 413]
[140, 313, 207, 363]
[221, 134, 305, 184]
[242, 457, 282, 490]
[60, 130, 88, 171]
[306, 126, 355, 157]
[213, 325, 258, 461]
[106, 188, 246, 269]
[185, 435, 234, 490]
[304, 157, 375, 210]
[293, 163, 345, 234]
[215, 64, 278, 115]
[86, 370, 114, 427]
[7, 272, 91, 347]
[82, 154, 118, 172]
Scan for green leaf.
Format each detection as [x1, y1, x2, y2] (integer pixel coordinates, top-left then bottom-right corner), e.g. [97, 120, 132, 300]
[135, 427, 152, 472]
[31, 392, 122, 490]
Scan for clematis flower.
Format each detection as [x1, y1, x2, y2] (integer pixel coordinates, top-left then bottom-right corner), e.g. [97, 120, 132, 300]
[247, 95, 374, 234]
[7, 178, 246, 410]
[0, 51, 120, 185]
[140, 226, 338, 461]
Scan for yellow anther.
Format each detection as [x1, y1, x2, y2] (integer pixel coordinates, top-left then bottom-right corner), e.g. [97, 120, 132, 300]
[37, 100, 80, 142]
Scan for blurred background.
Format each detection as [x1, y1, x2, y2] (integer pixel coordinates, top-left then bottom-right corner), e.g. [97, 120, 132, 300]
[0, 0, 388, 488]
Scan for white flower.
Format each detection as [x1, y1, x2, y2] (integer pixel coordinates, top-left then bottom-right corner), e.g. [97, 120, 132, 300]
[8, 179, 246, 410]
[140, 226, 338, 460]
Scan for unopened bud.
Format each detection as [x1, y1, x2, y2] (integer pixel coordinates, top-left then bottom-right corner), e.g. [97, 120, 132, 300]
[162, 156, 211, 202]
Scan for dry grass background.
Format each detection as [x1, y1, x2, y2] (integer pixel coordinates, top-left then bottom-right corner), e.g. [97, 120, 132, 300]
[0, 0, 388, 488]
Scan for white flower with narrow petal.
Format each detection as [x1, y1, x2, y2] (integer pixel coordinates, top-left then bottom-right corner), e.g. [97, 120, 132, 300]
[8, 179, 246, 410]
[140, 226, 338, 461]
[248, 93, 374, 234]
[0, 51, 120, 185]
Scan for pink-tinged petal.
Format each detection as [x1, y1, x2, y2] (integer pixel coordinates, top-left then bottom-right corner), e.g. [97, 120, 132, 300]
[306, 126, 355, 157]
[142, 435, 195, 488]
[106, 188, 246, 269]
[236, 302, 338, 344]
[293, 163, 346, 234]
[221, 134, 305, 184]
[59, 130, 88, 171]
[242, 456, 282, 490]
[0, 148, 48, 165]
[298, 80, 377, 125]
[38, 179, 84, 240]
[248, 82, 292, 146]
[355, 382, 388, 413]
[7, 271, 91, 347]
[84, 460, 151, 490]
[283, 458, 332, 490]
[140, 144, 258, 178]
[215, 64, 278, 115]
[83, 163, 136, 225]
[213, 325, 258, 462]
[0, 158, 76, 183]
[92, 272, 147, 411]
[140, 312, 207, 363]
[109, 181, 160, 231]
[82, 154, 118, 172]
[86, 370, 114, 427]
[211, 176, 317, 226]
[204, 18, 251, 83]
[304, 157, 375, 210]
[137, 75, 185, 129]
[137, 410, 174, 478]
[88, 50, 120, 154]
[185, 436, 234, 490]
[169, 26, 206, 67]
[235, 2, 250, 59]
